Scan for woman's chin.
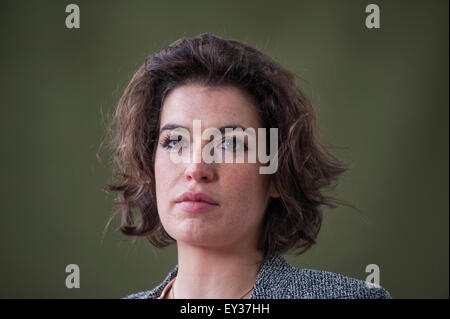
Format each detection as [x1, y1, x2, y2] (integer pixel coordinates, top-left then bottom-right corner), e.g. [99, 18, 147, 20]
[169, 227, 230, 248]
[173, 232, 219, 246]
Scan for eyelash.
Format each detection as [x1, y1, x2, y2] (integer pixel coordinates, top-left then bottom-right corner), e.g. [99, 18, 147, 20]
[160, 134, 183, 150]
[159, 134, 248, 152]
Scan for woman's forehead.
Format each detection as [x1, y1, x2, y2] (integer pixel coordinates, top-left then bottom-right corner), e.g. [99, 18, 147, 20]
[160, 84, 263, 129]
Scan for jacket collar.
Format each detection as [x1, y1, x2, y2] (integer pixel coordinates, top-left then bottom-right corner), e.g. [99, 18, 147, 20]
[146, 251, 292, 299]
[251, 252, 294, 298]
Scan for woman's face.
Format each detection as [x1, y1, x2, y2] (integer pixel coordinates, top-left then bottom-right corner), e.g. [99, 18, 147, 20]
[154, 84, 278, 250]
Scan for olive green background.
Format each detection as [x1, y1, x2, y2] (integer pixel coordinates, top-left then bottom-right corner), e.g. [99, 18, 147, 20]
[0, 0, 448, 298]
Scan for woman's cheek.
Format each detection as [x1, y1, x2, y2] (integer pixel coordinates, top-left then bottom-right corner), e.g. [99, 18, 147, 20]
[155, 153, 174, 214]
[222, 165, 261, 207]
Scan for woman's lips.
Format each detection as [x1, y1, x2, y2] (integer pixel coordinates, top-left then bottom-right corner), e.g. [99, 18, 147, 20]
[175, 192, 219, 212]
[176, 200, 219, 213]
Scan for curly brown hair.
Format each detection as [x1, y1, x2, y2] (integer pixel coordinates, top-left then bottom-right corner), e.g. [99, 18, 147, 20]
[104, 33, 361, 260]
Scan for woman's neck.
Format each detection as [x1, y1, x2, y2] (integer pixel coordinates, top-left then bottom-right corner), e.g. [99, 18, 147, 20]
[173, 243, 263, 299]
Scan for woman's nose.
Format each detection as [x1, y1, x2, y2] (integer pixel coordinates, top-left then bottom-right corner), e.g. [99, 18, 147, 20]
[184, 162, 214, 182]
[183, 136, 215, 182]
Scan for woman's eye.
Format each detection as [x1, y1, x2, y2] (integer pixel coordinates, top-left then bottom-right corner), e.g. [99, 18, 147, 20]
[162, 136, 188, 150]
[220, 137, 246, 152]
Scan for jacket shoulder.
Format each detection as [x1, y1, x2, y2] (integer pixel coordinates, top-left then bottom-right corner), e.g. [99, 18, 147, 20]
[290, 267, 392, 299]
[123, 289, 154, 299]
[252, 253, 392, 299]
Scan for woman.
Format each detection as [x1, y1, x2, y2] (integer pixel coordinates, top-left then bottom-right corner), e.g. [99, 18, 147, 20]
[107, 33, 392, 299]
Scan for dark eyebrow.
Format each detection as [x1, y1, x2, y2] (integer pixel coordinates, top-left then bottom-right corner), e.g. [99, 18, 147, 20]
[159, 124, 255, 136]
[159, 124, 189, 135]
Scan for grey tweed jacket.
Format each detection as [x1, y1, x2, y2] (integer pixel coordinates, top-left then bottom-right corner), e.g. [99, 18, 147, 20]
[123, 253, 392, 299]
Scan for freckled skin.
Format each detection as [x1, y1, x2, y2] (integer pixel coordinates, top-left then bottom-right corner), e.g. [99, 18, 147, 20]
[154, 84, 279, 250]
